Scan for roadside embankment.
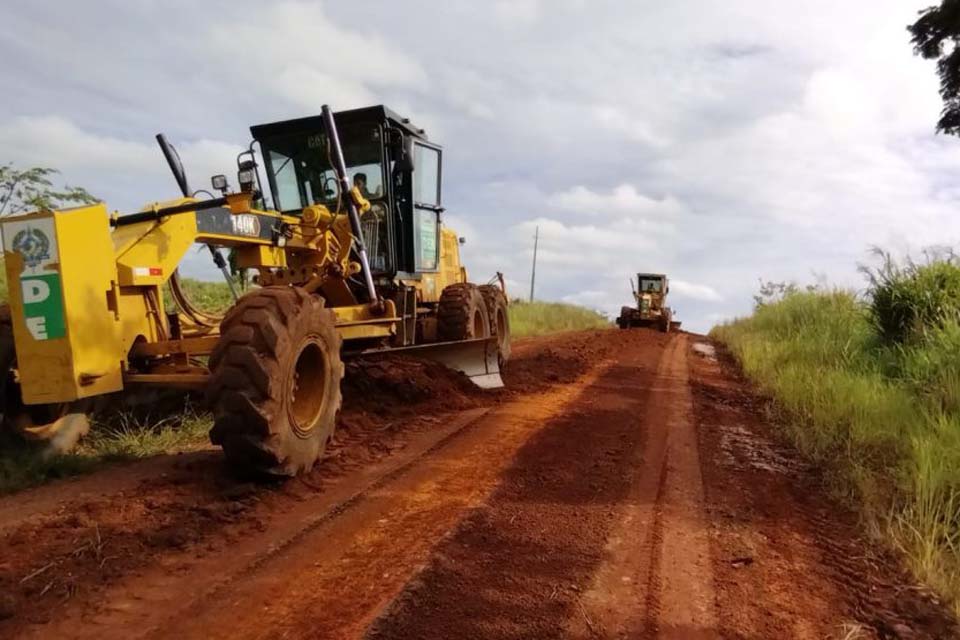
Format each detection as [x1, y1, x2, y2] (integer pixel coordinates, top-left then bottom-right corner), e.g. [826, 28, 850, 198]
[712, 272, 960, 615]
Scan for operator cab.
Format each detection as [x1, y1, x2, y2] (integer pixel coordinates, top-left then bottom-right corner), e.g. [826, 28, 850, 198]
[637, 273, 667, 294]
[250, 106, 444, 278]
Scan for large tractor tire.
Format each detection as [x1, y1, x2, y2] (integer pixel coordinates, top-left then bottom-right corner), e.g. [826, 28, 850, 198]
[478, 284, 511, 365]
[437, 283, 491, 341]
[617, 307, 633, 330]
[207, 286, 343, 476]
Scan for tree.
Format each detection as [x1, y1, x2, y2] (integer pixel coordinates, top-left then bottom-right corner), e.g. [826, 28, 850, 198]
[909, 1, 960, 135]
[0, 164, 97, 217]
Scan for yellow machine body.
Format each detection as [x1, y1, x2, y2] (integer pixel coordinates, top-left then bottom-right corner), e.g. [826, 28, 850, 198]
[0, 105, 510, 477]
[398, 228, 468, 304]
[616, 273, 679, 332]
[1, 196, 469, 405]
[2, 204, 123, 404]
[0, 104, 507, 437]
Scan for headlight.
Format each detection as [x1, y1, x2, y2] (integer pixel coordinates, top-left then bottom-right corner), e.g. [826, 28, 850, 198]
[211, 174, 228, 193]
[237, 161, 257, 192]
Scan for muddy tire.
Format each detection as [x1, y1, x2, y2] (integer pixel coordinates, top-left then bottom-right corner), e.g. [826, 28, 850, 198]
[437, 283, 490, 342]
[207, 286, 343, 476]
[478, 284, 511, 365]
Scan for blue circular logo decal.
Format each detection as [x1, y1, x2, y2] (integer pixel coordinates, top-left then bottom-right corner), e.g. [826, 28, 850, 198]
[12, 228, 51, 269]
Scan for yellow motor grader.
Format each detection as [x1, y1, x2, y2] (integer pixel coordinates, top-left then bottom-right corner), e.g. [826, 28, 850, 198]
[0, 105, 510, 475]
[616, 273, 679, 333]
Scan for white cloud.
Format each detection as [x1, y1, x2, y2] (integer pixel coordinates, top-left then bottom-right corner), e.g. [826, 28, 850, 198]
[0, 116, 244, 207]
[205, 2, 426, 112]
[493, 0, 541, 25]
[0, 116, 156, 174]
[548, 184, 684, 219]
[0, 0, 954, 334]
[591, 105, 670, 148]
[671, 280, 723, 302]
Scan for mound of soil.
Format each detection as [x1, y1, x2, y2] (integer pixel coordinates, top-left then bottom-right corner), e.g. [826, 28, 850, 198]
[342, 355, 482, 416]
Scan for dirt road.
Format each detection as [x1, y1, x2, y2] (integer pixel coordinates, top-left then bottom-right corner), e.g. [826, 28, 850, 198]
[0, 329, 954, 639]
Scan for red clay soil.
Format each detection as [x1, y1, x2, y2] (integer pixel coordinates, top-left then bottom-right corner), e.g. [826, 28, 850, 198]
[694, 343, 958, 640]
[0, 328, 955, 640]
[0, 329, 610, 637]
[365, 331, 670, 640]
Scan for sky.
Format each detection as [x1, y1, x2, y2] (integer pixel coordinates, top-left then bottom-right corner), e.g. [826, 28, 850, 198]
[1, 0, 958, 333]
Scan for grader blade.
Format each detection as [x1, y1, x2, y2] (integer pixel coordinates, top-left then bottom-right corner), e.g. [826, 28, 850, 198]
[355, 337, 504, 389]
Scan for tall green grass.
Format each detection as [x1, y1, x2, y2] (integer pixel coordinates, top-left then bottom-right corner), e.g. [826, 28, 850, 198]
[713, 263, 960, 614]
[161, 276, 238, 314]
[0, 405, 211, 494]
[508, 300, 611, 337]
[0, 263, 217, 491]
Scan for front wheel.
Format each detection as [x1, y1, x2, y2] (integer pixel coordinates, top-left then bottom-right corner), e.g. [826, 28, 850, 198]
[207, 287, 343, 476]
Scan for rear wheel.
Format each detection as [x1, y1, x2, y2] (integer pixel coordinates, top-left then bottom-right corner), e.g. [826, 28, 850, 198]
[207, 287, 343, 476]
[437, 283, 490, 342]
[478, 285, 511, 365]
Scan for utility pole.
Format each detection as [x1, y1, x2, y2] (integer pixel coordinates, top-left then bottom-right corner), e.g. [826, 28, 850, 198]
[529, 225, 539, 302]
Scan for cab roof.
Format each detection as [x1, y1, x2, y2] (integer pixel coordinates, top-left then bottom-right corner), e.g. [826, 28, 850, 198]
[250, 105, 429, 142]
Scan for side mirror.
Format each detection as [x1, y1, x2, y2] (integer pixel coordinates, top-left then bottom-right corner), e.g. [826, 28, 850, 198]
[458, 236, 466, 245]
[156, 133, 191, 197]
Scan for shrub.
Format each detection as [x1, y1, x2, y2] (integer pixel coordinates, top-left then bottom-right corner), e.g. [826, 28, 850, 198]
[862, 249, 960, 345]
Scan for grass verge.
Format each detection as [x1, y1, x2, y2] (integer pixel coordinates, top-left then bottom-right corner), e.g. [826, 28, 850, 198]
[508, 300, 611, 337]
[712, 287, 960, 615]
[0, 404, 211, 495]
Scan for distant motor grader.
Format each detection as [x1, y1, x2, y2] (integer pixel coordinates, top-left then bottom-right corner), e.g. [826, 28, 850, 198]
[0, 105, 510, 475]
[616, 273, 680, 333]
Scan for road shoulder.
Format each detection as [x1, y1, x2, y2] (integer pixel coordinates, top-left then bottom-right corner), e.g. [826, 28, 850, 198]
[692, 337, 958, 639]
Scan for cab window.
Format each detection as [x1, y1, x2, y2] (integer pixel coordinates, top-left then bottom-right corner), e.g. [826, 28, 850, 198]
[261, 124, 385, 214]
[412, 143, 441, 271]
[413, 144, 440, 207]
[639, 278, 663, 292]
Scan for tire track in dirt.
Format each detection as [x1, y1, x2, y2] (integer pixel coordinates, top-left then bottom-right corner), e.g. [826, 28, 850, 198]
[572, 333, 717, 639]
[366, 331, 670, 640]
[17, 408, 493, 640]
[5, 328, 957, 639]
[691, 339, 959, 639]
[152, 359, 615, 640]
[0, 330, 616, 639]
[652, 335, 717, 638]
